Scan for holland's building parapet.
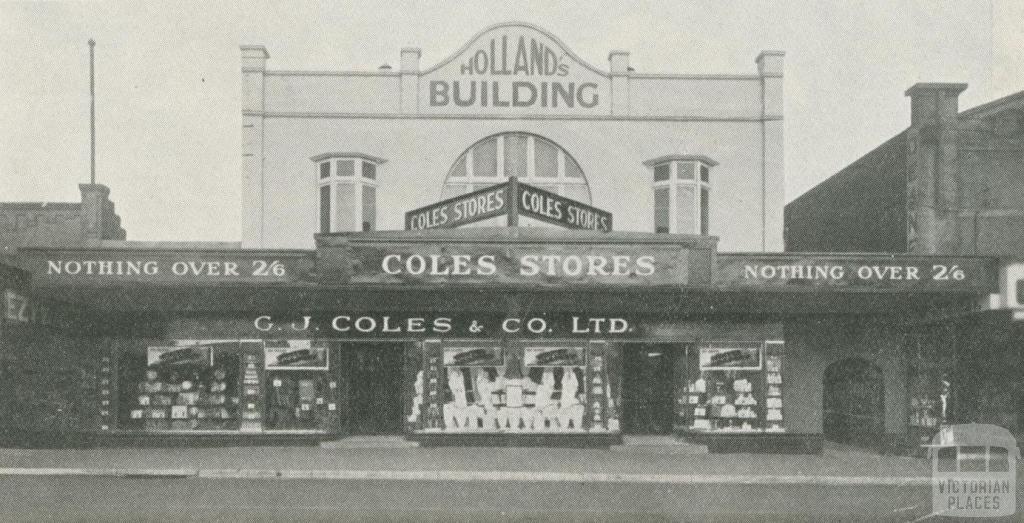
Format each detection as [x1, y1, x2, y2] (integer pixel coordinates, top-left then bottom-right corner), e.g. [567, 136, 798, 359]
[239, 22, 785, 252]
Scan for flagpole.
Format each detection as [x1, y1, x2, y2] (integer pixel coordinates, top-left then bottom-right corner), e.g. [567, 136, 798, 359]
[89, 39, 96, 185]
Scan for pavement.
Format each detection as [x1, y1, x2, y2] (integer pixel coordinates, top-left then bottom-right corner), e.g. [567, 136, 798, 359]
[0, 439, 944, 486]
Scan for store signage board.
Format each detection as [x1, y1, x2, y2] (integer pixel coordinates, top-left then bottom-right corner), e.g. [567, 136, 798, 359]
[406, 178, 612, 233]
[264, 341, 329, 370]
[517, 182, 612, 232]
[419, 23, 610, 116]
[242, 314, 637, 338]
[442, 346, 503, 366]
[21, 250, 314, 286]
[699, 346, 762, 370]
[405, 182, 510, 230]
[524, 346, 586, 366]
[717, 254, 998, 292]
[344, 242, 692, 287]
[147, 346, 213, 368]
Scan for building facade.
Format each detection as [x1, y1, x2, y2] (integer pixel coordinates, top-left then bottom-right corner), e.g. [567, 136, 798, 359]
[1, 24, 1003, 453]
[786, 84, 1024, 444]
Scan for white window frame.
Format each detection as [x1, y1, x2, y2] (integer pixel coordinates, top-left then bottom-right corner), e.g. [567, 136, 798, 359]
[442, 133, 591, 204]
[650, 159, 713, 235]
[314, 155, 383, 233]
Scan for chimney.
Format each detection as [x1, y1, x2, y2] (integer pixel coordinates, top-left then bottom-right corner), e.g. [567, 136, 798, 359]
[903, 83, 967, 254]
[79, 183, 114, 243]
[905, 83, 967, 127]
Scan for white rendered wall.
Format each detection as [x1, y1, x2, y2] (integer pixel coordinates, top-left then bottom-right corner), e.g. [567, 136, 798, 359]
[240, 26, 784, 252]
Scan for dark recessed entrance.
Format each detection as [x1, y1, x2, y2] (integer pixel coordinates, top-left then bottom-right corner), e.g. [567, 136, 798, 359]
[346, 343, 404, 435]
[823, 358, 885, 448]
[622, 344, 679, 435]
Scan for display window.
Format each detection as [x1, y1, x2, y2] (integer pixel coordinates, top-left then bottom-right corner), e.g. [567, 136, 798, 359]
[120, 341, 241, 431]
[262, 340, 337, 432]
[906, 330, 956, 445]
[411, 341, 616, 434]
[117, 339, 340, 433]
[681, 341, 784, 433]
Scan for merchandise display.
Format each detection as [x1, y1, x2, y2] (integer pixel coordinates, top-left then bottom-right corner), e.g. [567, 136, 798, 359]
[683, 342, 785, 433]
[262, 340, 337, 431]
[438, 364, 587, 432]
[124, 347, 240, 431]
[414, 343, 613, 433]
[264, 372, 334, 431]
[908, 372, 949, 439]
[905, 328, 957, 446]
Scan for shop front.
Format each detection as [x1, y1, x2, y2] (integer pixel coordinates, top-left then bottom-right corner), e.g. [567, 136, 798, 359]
[15, 230, 998, 451]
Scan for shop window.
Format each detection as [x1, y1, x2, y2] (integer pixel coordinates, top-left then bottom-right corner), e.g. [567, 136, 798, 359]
[263, 340, 337, 432]
[441, 133, 592, 216]
[645, 156, 715, 235]
[906, 328, 957, 447]
[120, 342, 241, 432]
[409, 342, 616, 434]
[312, 153, 386, 233]
[680, 341, 784, 433]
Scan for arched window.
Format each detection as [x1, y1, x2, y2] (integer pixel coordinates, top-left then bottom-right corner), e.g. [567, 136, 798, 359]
[442, 132, 591, 204]
[645, 155, 715, 235]
[312, 153, 386, 233]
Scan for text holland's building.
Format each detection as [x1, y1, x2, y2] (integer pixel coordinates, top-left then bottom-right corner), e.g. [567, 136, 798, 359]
[4, 23, 1000, 452]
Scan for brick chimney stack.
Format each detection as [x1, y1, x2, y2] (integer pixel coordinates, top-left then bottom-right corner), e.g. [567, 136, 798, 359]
[904, 83, 967, 254]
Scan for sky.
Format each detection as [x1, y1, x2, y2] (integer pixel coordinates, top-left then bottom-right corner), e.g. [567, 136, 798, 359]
[1, 1, 1021, 242]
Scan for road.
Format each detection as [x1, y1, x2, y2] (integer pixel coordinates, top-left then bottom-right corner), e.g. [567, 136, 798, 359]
[0, 476, 993, 522]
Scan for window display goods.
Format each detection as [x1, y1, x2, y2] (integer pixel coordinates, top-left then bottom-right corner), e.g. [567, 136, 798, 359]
[409, 343, 617, 433]
[683, 342, 784, 433]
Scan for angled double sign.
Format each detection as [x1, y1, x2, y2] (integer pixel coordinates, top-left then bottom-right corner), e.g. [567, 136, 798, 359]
[405, 178, 612, 232]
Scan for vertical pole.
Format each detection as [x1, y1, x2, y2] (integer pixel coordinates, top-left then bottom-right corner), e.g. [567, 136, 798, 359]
[89, 39, 96, 185]
[506, 177, 519, 227]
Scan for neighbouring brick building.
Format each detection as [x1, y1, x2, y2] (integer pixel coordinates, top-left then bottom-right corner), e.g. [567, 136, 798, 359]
[0, 184, 124, 445]
[0, 183, 126, 264]
[786, 84, 1024, 445]
[786, 84, 1024, 256]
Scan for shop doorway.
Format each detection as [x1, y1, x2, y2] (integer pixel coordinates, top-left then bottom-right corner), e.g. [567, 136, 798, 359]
[823, 358, 885, 448]
[621, 344, 679, 434]
[346, 343, 404, 435]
